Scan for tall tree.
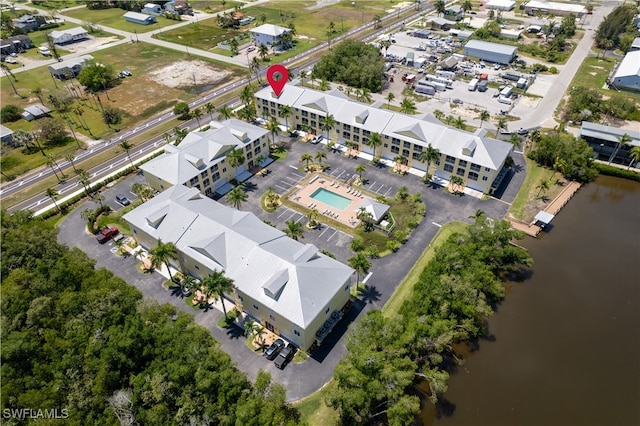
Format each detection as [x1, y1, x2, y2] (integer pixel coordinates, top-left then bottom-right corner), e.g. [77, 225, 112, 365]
[258, 43, 269, 61]
[279, 104, 291, 129]
[150, 239, 179, 282]
[355, 163, 366, 180]
[419, 143, 440, 181]
[320, 114, 335, 141]
[217, 105, 233, 120]
[283, 219, 304, 240]
[628, 146, 640, 169]
[386, 92, 395, 108]
[348, 252, 371, 285]
[227, 184, 248, 209]
[204, 102, 216, 121]
[266, 117, 280, 146]
[609, 133, 631, 164]
[46, 187, 61, 212]
[300, 153, 313, 170]
[119, 140, 135, 169]
[478, 110, 490, 128]
[78, 170, 91, 196]
[315, 151, 326, 167]
[202, 269, 235, 320]
[368, 132, 382, 158]
[192, 107, 203, 129]
[400, 98, 417, 114]
[227, 147, 246, 178]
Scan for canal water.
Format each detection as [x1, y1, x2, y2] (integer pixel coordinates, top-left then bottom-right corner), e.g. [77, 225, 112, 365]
[424, 175, 640, 426]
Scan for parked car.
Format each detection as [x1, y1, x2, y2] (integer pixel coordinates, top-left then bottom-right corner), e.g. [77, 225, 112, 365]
[116, 194, 131, 206]
[247, 46, 256, 52]
[122, 69, 132, 76]
[274, 344, 296, 369]
[517, 128, 529, 135]
[312, 135, 324, 144]
[264, 338, 285, 360]
[451, 98, 463, 105]
[96, 226, 119, 244]
[181, 287, 192, 297]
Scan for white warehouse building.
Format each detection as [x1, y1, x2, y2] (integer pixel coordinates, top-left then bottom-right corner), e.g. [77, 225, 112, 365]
[611, 51, 640, 92]
[463, 40, 518, 64]
[486, 0, 516, 11]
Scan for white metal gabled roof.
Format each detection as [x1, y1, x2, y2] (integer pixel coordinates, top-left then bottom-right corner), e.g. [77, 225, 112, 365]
[124, 186, 353, 329]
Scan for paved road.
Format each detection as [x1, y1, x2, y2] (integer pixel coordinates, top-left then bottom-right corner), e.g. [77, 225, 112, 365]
[56, 136, 524, 402]
[2, 3, 428, 211]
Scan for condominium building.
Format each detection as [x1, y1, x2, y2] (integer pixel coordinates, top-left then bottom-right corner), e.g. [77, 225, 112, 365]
[255, 84, 513, 194]
[140, 118, 270, 197]
[123, 185, 354, 351]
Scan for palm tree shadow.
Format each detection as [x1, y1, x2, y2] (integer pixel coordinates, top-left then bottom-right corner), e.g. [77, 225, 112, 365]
[243, 181, 258, 192]
[512, 164, 524, 173]
[226, 323, 244, 339]
[169, 285, 183, 297]
[360, 285, 381, 304]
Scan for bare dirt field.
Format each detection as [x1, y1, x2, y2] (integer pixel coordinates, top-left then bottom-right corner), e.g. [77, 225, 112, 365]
[61, 36, 122, 54]
[147, 60, 231, 89]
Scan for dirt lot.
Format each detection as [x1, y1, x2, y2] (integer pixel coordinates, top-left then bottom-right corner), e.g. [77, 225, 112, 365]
[147, 60, 230, 89]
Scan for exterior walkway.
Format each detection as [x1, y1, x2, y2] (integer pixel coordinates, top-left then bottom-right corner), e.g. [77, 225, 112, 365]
[508, 180, 582, 237]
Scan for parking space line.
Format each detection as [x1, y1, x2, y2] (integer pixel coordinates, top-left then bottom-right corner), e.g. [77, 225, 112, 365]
[383, 187, 393, 197]
[295, 215, 305, 224]
[290, 172, 305, 179]
[277, 208, 292, 218]
[335, 171, 345, 180]
[367, 181, 377, 189]
[288, 165, 299, 170]
[326, 229, 339, 241]
[339, 231, 353, 240]
[319, 226, 331, 237]
[275, 184, 289, 192]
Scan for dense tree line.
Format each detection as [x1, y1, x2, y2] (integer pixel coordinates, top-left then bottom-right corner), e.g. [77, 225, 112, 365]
[527, 130, 598, 183]
[594, 4, 638, 49]
[0, 212, 301, 425]
[312, 40, 385, 92]
[328, 216, 532, 425]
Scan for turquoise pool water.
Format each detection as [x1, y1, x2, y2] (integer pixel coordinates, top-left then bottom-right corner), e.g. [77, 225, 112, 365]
[310, 188, 352, 210]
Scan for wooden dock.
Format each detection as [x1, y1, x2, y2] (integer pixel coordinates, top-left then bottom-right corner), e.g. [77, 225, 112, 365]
[508, 181, 582, 238]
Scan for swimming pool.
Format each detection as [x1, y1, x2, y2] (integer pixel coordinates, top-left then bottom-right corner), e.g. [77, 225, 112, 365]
[310, 188, 352, 210]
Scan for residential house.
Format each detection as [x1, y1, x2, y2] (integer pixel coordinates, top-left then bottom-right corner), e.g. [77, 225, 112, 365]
[48, 27, 88, 45]
[0, 35, 33, 57]
[430, 17, 452, 31]
[444, 5, 463, 20]
[249, 24, 291, 47]
[14, 14, 46, 33]
[48, 54, 93, 79]
[611, 50, 640, 92]
[524, 0, 586, 17]
[630, 37, 640, 52]
[255, 84, 514, 194]
[123, 184, 354, 351]
[22, 104, 51, 121]
[142, 3, 163, 15]
[164, 0, 192, 15]
[124, 11, 157, 25]
[579, 121, 640, 166]
[140, 119, 270, 196]
[0, 124, 14, 144]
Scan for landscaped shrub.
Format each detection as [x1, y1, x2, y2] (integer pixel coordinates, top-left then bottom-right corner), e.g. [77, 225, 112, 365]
[0, 105, 21, 123]
[594, 163, 640, 182]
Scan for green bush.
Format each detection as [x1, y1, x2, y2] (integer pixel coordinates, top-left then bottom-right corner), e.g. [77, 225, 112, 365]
[594, 163, 640, 182]
[38, 23, 60, 30]
[0, 105, 21, 123]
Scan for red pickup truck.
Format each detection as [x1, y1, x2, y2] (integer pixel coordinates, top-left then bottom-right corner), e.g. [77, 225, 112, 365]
[96, 226, 119, 244]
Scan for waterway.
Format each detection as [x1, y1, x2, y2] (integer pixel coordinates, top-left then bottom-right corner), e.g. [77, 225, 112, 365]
[424, 175, 640, 426]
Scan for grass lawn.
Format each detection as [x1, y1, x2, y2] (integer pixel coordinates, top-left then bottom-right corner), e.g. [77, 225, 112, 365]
[154, 20, 248, 51]
[382, 221, 468, 318]
[27, 0, 82, 10]
[63, 7, 182, 33]
[242, 0, 391, 41]
[190, 1, 244, 13]
[294, 380, 339, 426]
[507, 156, 567, 222]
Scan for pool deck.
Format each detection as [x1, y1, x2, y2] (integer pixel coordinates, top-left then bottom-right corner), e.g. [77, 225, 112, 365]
[289, 174, 371, 228]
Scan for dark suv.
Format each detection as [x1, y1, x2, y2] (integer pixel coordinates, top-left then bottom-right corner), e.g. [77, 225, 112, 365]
[116, 194, 131, 206]
[274, 344, 296, 369]
[264, 338, 285, 360]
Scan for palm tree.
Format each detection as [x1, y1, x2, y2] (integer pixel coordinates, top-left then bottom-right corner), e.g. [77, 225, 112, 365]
[150, 239, 179, 282]
[46, 157, 63, 181]
[395, 185, 410, 201]
[315, 151, 326, 167]
[609, 133, 631, 165]
[433, 109, 445, 122]
[348, 252, 371, 285]
[65, 154, 78, 173]
[299, 69, 308, 87]
[202, 269, 235, 320]
[509, 133, 521, 148]
[386, 92, 395, 108]
[46, 187, 61, 212]
[419, 143, 440, 181]
[301, 153, 313, 170]
[240, 84, 255, 107]
[478, 110, 490, 128]
[435, 0, 446, 16]
[283, 219, 304, 240]
[628, 146, 640, 169]
[227, 147, 246, 178]
[78, 170, 91, 196]
[453, 116, 466, 130]
[318, 79, 330, 91]
[400, 98, 417, 114]
[258, 43, 269, 61]
[536, 179, 550, 198]
[356, 163, 366, 180]
[254, 154, 266, 168]
[394, 155, 408, 173]
[218, 105, 233, 120]
[266, 117, 280, 146]
[462, 0, 473, 17]
[496, 117, 507, 139]
[320, 114, 335, 140]
[181, 274, 197, 296]
[368, 132, 382, 158]
[173, 127, 188, 144]
[204, 102, 215, 121]
[92, 191, 105, 209]
[227, 184, 248, 209]
[119, 140, 135, 169]
[279, 104, 291, 129]
[264, 186, 279, 208]
[307, 208, 319, 227]
[192, 107, 203, 129]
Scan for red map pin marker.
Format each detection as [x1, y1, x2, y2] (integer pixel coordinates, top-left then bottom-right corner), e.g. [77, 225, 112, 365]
[266, 64, 288, 97]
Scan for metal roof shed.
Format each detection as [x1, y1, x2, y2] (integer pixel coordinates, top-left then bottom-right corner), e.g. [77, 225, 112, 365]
[463, 40, 518, 64]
